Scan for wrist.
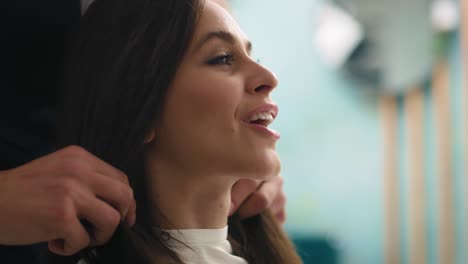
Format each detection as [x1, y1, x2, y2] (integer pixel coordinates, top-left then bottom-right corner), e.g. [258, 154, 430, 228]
[0, 169, 11, 187]
[0, 169, 14, 204]
[0, 170, 12, 244]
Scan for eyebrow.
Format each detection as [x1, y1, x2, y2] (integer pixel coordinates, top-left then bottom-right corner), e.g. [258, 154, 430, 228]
[194, 30, 252, 54]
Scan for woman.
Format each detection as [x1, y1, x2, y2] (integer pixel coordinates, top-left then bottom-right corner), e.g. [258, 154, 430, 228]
[55, 0, 302, 263]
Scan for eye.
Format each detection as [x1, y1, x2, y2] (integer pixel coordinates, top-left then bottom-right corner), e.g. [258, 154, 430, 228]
[207, 53, 235, 66]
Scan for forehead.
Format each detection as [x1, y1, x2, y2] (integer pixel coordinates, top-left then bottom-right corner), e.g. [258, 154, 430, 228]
[191, 1, 248, 45]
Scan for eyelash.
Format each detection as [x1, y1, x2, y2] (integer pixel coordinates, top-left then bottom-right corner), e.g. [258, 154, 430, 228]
[207, 52, 235, 65]
[206, 53, 261, 66]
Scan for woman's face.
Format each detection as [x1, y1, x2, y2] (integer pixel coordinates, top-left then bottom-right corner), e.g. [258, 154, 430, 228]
[150, 0, 280, 180]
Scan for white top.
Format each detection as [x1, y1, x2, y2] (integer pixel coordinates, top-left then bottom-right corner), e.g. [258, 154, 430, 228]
[77, 226, 247, 264]
[161, 226, 248, 264]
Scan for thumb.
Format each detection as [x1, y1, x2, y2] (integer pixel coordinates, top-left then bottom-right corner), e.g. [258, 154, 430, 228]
[229, 179, 261, 216]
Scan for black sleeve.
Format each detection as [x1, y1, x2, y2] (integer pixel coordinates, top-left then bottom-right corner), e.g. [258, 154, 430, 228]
[0, 0, 81, 170]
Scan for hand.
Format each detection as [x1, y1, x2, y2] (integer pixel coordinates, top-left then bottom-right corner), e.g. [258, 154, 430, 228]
[0, 145, 136, 256]
[229, 175, 286, 224]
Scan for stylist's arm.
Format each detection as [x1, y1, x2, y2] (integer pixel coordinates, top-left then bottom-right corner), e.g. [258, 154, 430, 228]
[0, 145, 136, 256]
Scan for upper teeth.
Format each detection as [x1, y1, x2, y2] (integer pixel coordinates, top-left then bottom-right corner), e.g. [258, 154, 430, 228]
[250, 112, 274, 122]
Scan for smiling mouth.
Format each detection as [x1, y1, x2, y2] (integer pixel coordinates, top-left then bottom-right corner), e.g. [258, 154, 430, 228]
[248, 111, 275, 127]
[243, 110, 280, 139]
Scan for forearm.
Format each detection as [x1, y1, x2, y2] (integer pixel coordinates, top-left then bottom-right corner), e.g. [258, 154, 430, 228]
[0, 169, 11, 204]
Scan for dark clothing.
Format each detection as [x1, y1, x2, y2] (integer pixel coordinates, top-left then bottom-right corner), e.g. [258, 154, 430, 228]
[0, 0, 80, 169]
[0, 0, 80, 263]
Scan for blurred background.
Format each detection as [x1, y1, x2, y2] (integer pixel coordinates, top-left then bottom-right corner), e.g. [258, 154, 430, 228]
[228, 0, 467, 264]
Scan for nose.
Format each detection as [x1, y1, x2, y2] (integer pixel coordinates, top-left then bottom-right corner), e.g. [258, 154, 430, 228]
[245, 61, 279, 95]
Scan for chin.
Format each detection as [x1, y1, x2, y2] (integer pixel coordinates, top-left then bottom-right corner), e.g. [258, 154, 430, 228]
[241, 148, 281, 180]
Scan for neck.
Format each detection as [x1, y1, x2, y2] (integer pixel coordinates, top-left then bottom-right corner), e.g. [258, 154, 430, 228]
[146, 156, 236, 230]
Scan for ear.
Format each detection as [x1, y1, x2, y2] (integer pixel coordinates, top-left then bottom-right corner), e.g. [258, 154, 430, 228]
[144, 131, 156, 144]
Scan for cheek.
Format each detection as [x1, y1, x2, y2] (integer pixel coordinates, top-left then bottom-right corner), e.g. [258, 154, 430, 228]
[162, 72, 244, 146]
[174, 75, 242, 128]
[157, 72, 245, 169]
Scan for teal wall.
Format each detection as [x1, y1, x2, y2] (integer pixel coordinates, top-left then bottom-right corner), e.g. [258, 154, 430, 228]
[232, 0, 382, 263]
[231, 1, 465, 264]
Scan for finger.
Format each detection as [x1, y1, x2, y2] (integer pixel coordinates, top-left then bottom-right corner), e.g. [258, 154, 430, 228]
[62, 146, 129, 185]
[78, 196, 121, 246]
[90, 173, 134, 221]
[124, 197, 137, 226]
[237, 176, 282, 219]
[269, 190, 286, 216]
[229, 179, 261, 216]
[80, 155, 135, 224]
[48, 217, 90, 256]
[275, 208, 287, 225]
[86, 155, 129, 185]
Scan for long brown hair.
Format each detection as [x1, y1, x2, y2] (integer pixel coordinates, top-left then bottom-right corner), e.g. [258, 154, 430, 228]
[54, 0, 302, 263]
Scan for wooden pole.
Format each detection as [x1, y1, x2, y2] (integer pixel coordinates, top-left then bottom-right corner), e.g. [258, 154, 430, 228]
[381, 95, 400, 264]
[432, 62, 454, 264]
[405, 87, 427, 264]
[460, 0, 468, 256]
